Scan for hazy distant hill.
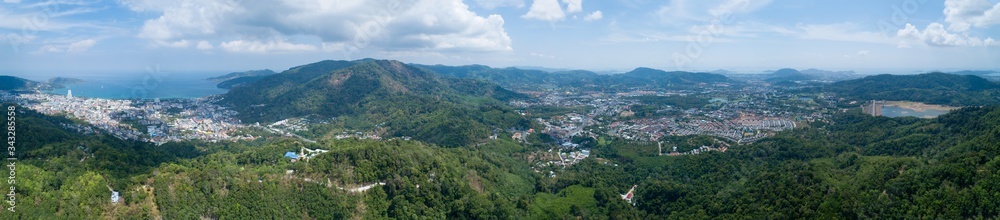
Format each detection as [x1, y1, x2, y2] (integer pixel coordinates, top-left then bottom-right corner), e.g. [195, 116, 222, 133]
[0, 75, 49, 91]
[765, 68, 815, 83]
[618, 67, 730, 86]
[46, 77, 85, 87]
[948, 70, 1000, 81]
[800, 68, 856, 77]
[220, 59, 528, 147]
[765, 68, 860, 83]
[416, 64, 731, 90]
[825, 72, 1000, 106]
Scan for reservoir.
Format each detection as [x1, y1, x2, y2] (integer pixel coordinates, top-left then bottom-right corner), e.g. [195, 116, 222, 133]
[881, 106, 952, 118]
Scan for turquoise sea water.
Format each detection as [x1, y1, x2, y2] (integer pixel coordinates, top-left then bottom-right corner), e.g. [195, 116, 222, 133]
[42, 74, 228, 99]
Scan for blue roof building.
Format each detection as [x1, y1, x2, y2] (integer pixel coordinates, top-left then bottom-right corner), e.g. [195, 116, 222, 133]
[284, 152, 298, 159]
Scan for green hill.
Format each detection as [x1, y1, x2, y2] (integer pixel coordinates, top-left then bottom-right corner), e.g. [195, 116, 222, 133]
[0, 75, 49, 91]
[206, 69, 277, 82]
[219, 59, 529, 147]
[0, 105, 537, 219]
[618, 67, 731, 86]
[46, 77, 86, 88]
[825, 72, 1000, 106]
[765, 68, 814, 83]
[207, 69, 277, 89]
[415, 64, 732, 91]
[8, 102, 1000, 219]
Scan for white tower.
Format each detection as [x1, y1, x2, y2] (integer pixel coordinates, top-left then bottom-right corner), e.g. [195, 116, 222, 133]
[67, 89, 73, 99]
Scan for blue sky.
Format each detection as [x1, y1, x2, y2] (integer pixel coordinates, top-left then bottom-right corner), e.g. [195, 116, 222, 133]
[1, 0, 999, 78]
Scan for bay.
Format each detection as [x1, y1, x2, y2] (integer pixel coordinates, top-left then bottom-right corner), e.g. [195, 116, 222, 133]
[42, 73, 228, 99]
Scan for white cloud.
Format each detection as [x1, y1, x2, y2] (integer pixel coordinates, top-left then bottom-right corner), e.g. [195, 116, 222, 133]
[67, 39, 96, 52]
[657, 0, 772, 23]
[474, 0, 524, 9]
[562, 0, 582, 13]
[3, 0, 21, 3]
[709, 0, 773, 17]
[36, 45, 63, 53]
[796, 23, 891, 44]
[157, 40, 190, 48]
[219, 39, 317, 53]
[944, 0, 1000, 32]
[196, 41, 213, 50]
[856, 50, 869, 56]
[897, 23, 997, 47]
[121, 0, 512, 53]
[523, 0, 565, 21]
[584, 10, 603, 21]
[34, 38, 97, 53]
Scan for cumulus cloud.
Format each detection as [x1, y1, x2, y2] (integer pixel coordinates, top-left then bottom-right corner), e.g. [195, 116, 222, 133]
[897, 23, 997, 47]
[120, 0, 512, 53]
[473, 0, 524, 9]
[523, 0, 565, 21]
[523, 0, 588, 21]
[943, 0, 1000, 32]
[219, 39, 317, 53]
[196, 41, 213, 50]
[856, 50, 869, 56]
[584, 10, 603, 21]
[562, 0, 582, 13]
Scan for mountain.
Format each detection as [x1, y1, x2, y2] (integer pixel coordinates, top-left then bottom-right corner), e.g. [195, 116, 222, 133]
[414, 64, 553, 89]
[415, 64, 732, 91]
[0, 75, 50, 91]
[948, 70, 1000, 81]
[765, 68, 813, 83]
[46, 77, 85, 87]
[824, 72, 1000, 106]
[947, 70, 998, 76]
[220, 59, 529, 147]
[206, 69, 277, 82]
[207, 69, 278, 89]
[619, 67, 730, 86]
[709, 69, 738, 75]
[511, 65, 573, 72]
[799, 68, 856, 76]
[764, 68, 862, 84]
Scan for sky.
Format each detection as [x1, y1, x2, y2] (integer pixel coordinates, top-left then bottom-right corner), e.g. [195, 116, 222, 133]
[1, 0, 999, 78]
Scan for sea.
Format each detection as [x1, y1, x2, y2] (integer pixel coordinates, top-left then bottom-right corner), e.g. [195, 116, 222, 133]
[41, 73, 228, 99]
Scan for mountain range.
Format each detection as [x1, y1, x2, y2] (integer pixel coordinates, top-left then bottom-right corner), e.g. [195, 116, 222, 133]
[764, 68, 859, 83]
[824, 72, 1000, 106]
[219, 59, 529, 147]
[415, 64, 733, 91]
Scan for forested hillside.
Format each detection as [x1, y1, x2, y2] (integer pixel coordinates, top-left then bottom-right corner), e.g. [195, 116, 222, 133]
[825, 72, 1000, 106]
[4, 103, 1000, 219]
[414, 64, 733, 91]
[219, 59, 529, 147]
[0, 76, 49, 91]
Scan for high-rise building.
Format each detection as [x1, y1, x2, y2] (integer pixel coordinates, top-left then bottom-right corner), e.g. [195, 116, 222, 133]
[67, 89, 73, 99]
